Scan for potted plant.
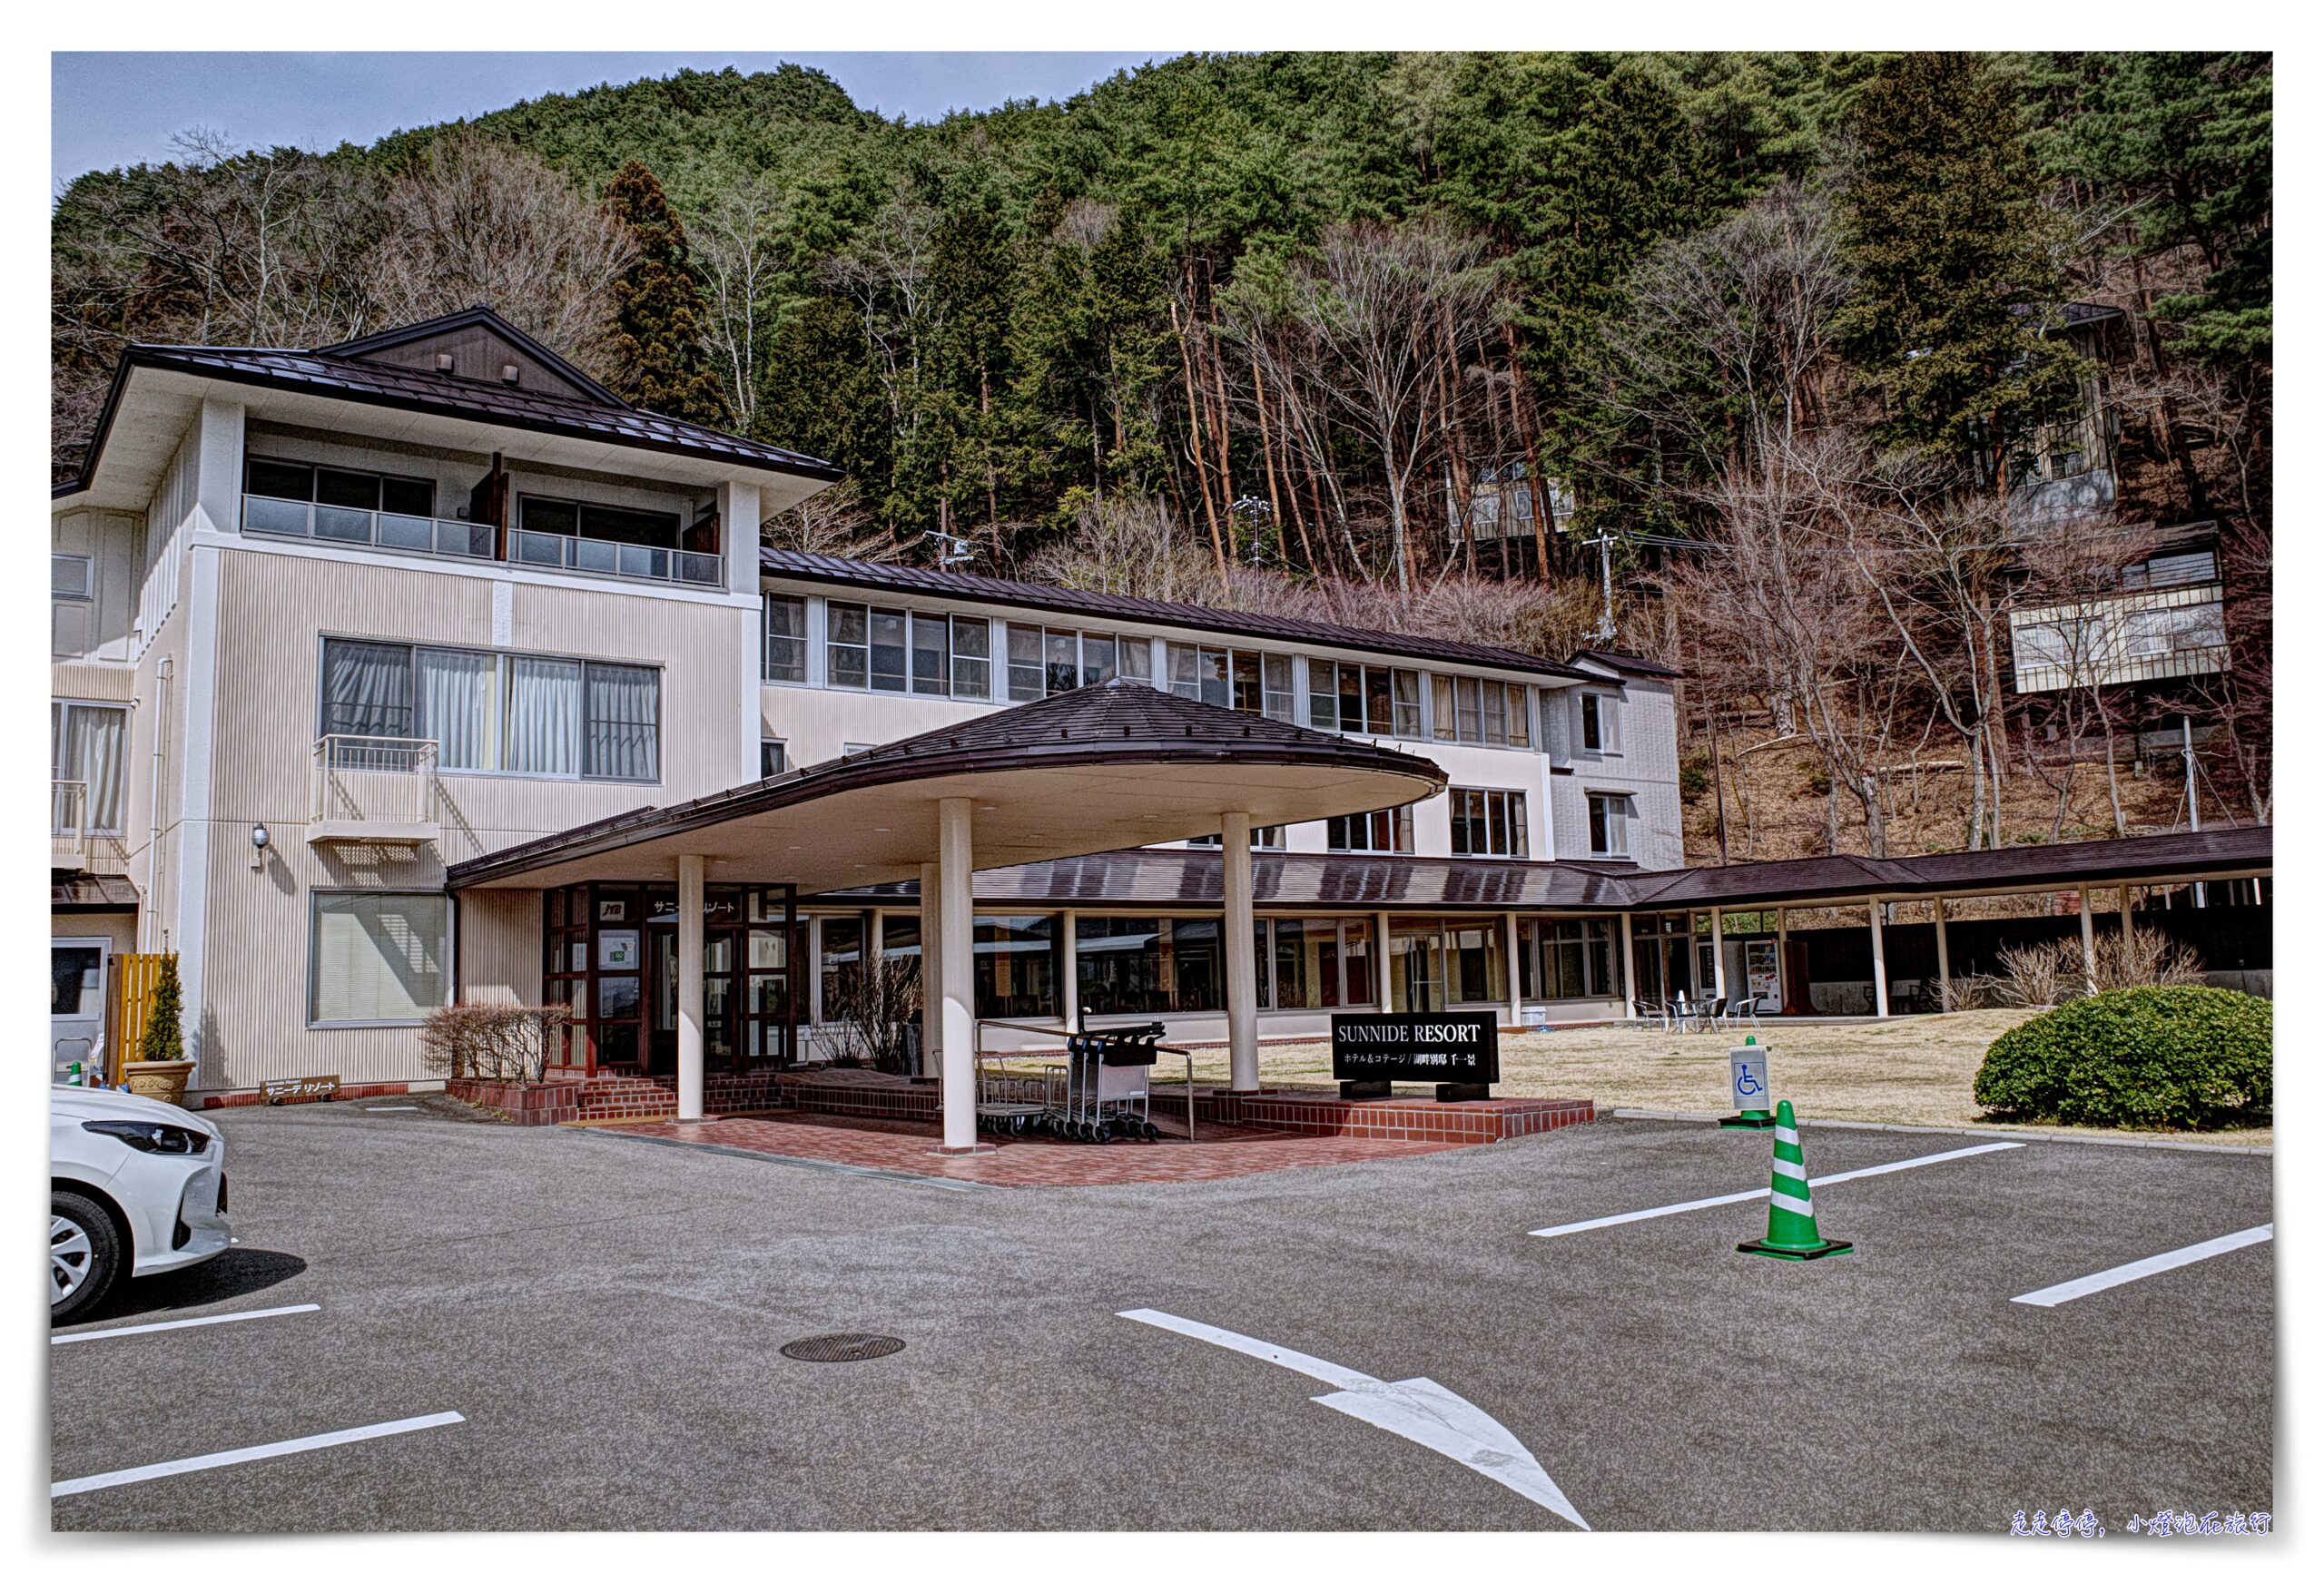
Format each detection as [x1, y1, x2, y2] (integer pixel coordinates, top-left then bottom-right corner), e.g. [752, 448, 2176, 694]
[122, 956, 196, 1106]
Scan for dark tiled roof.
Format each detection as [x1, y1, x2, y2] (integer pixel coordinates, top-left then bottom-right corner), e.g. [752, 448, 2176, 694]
[761, 549, 1596, 681]
[1571, 649, 1683, 679]
[53, 873, 140, 909]
[820, 826, 2270, 912]
[58, 315, 842, 497]
[448, 679, 1447, 889]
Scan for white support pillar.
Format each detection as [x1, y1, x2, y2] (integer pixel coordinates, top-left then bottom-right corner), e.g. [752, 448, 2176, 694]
[2079, 889, 2098, 998]
[1776, 908, 1789, 1014]
[919, 861, 941, 1079]
[1933, 896, 1952, 1011]
[1502, 912, 1523, 1027]
[1061, 909, 1081, 1030]
[1222, 812, 1260, 1093]
[1620, 912, 1637, 1012]
[939, 799, 977, 1150]
[1709, 908, 1727, 1001]
[1869, 900, 1890, 1019]
[1374, 911, 1393, 1008]
[676, 854, 705, 1120]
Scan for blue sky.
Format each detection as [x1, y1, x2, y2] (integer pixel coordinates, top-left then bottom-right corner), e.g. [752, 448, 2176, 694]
[52, 53, 1172, 189]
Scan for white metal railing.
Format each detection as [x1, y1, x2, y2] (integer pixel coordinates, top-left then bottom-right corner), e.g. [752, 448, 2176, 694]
[51, 780, 88, 861]
[242, 494, 495, 563]
[311, 735, 438, 829]
[508, 527, 723, 588]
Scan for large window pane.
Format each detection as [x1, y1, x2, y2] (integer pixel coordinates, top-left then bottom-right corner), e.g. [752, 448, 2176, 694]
[869, 607, 908, 692]
[1007, 623, 1045, 701]
[827, 602, 869, 689]
[585, 663, 660, 781]
[1044, 628, 1078, 694]
[1075, 916, 1221, 1015]
[320, 639, 415, 740]
[416, 648, 498, 772]
[310, 891, 448, 1024]
[1393, 671, 1423, 739]
[506, 656, 583, 776]
[911, 612, 950, 696]
[1117, 636, 1152, 683]
[1167, 642, 1202, 702]
[1307, 658, 1338, 731]
[763, 595, 807, 683]
[1232, 651, 1263, 714]
[950, 616, 990, 699]
[54, 703, 126, 833]
[976, 915, 1059, 1019]
[245, 457, 313, 501]
[1262, 653, 1295, 722]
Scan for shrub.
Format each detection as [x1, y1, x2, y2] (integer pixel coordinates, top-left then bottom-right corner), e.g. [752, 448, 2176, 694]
[139, 955, 184, 1062]
[420, 1003, 575, 1082]
[1998, 929, 2209, 1008]
[822, 955, 921, 1074]
[1973, 986, 2272, 1130]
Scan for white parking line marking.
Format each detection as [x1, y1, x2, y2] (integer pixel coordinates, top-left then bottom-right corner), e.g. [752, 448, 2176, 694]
[53, 1303, 320, 1345]
[1118, 1308, 1587, 1528]
[2012, 1224, 2273, 1308]
[1528, 1140, 2024, 1239]
[366, 1106, 421, 1112]
[51, 1411, 465, 1498]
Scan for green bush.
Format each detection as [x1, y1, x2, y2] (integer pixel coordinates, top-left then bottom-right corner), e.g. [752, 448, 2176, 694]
[1973, 986, 2272, 1130]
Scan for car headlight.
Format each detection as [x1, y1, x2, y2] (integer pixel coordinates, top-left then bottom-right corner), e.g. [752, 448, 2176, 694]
[82, 1118, 210, 1155]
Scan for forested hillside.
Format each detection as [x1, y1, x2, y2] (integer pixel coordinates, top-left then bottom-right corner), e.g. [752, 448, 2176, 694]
[51, 51, 2271, 862]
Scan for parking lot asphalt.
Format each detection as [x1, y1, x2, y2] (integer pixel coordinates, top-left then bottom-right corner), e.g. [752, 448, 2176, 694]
[50, 1101, 2275, 1533]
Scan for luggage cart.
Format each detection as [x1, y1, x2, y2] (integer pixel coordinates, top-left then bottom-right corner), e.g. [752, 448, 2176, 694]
[974, 1060, 1055, 1137]
[1054, 1017, 1165, 1142]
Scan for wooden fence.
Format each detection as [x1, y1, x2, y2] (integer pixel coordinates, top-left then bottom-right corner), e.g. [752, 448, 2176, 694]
[108, 952, 173, 1083]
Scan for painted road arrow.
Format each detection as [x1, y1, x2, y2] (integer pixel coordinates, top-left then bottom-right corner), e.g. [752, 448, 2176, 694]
[1118, 1308, 1587, 1528]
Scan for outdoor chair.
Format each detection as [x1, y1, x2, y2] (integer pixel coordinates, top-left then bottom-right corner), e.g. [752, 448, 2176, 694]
[1726, 994, 1763, 1032]
[1632, 997, 1669, 1030]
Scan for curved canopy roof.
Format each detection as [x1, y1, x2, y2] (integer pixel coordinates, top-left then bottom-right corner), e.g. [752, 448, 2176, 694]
[447, 679, 1448, 893]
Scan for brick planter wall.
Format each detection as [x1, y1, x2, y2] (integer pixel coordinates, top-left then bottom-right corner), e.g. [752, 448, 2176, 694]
[1184, 1089, 1596, 1143]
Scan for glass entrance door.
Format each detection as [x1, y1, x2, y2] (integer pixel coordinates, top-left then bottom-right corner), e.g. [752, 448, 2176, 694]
[1389, 923, 1443, 1012]
[647, 931, 738, 1074]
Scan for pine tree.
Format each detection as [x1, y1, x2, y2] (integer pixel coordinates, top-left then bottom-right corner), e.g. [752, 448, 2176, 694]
[1833, 52, 2085, 464]
[140, 957, 184, 1064]
[605, 162, 724, 422]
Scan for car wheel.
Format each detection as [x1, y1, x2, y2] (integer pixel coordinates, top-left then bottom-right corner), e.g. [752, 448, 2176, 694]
[51, 1191, 121, 1324]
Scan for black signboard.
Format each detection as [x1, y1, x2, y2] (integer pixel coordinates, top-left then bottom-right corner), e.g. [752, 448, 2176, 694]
[1331, 1012, 1500, 1086]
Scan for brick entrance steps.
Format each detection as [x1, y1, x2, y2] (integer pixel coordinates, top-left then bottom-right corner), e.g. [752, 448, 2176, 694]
[448, 1071, 795, 1126]
[1187, 1089, 1596, 1143]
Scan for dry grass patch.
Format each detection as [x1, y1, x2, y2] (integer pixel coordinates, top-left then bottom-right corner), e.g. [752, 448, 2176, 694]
[1147, 1010, 2271, 1147]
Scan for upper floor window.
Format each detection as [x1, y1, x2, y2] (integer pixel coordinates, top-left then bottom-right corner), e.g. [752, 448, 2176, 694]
[248, 457, 436, 519]
[1307, 659, 1421, 739]
[1578, 691, 1622, 753]
[51, 554, 93, 603]
[1587, 792, 1631, 858]
[320, 637, 659, 782]
[1433, 674, 1531, 748]
[1326, 805, 1415, 855]
[52, 701, 126, 835]
[1009, 623, 1125, 701]
[1186, 826, 1286, 850]
[1167, 643, 1295, 722]
[831, 603, 990, 698]
[1447, 788, 1528, 859]
[764, 595, 807, 683]
[761, 739, 788, 778]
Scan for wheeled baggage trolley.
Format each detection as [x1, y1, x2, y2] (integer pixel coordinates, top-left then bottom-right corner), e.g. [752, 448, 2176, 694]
[1050, 1017, 1164, 1142]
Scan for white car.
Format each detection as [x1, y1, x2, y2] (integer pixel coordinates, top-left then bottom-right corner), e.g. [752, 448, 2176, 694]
[51, 1085, 230, 1322]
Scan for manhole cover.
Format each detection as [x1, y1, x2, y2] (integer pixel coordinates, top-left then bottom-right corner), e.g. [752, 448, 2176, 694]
[779, 1332, 905, 1363]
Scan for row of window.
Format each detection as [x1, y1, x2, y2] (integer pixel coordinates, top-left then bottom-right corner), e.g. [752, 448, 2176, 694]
[320, 638, 660, 782]
[246, 457, 696, 553]
[763, 593, 1614, 754]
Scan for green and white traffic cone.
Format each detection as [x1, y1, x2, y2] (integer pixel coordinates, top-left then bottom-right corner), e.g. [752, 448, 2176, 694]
[1738, 1100, 1853, 1260]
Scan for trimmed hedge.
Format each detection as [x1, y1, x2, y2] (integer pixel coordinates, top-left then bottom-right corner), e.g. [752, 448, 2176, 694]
[1973, 986, 2272, 1130]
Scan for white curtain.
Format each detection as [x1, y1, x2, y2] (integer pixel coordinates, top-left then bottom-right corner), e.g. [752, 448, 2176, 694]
[506, 656, 582, 776]
[321, 640, 415, 739]
[56, 704, 125, 833]
[416, 649, 497, 772]
[586, 664, 659, 781]
[310, 892, 448, 1023]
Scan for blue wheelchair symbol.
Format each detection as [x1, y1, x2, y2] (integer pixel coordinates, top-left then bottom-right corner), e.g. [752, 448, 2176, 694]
[1735, 1066, 1766, 1098]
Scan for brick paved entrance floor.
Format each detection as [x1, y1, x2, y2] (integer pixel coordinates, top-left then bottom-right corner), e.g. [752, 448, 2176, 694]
[594, 1108, 1482, 1186]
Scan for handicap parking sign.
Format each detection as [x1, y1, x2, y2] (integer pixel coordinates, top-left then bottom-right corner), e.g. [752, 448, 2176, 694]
[1729, 1047, 1770, 1111]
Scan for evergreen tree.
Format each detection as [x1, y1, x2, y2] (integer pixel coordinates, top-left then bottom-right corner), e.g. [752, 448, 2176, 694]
[604, 162, 724, 422]
[1833, 52, 2084, 464]
[140, 957, 184, 1064]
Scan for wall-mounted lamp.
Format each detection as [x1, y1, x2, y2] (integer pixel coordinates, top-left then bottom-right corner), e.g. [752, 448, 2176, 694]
[250, 824, 271, 870]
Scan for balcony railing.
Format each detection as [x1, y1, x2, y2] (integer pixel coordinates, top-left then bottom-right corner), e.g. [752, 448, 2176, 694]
[51, 780, 90, 865]
[508, 528, 723, 587]
[242, 494, 495, 562]
[243, 496, 723, 588]
[310, 735, 438, 845]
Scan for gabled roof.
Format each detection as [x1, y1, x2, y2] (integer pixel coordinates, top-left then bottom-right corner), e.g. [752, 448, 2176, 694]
[761, 549, 1597, 681]
[55, 307, 842, 499]
[1571, 649, 1683, 680]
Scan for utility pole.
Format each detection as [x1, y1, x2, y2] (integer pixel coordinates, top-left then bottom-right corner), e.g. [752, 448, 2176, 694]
[1582, 530, 1617, 644]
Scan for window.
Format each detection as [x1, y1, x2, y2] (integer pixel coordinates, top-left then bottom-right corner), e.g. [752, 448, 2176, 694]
[1580, 693, 1601, 751]
[760, 740, 787, 778]
[827, 601, 870, 689]
[763, 595, 807, 683]
[976, 914, 1059, 1019]
[1520, 919, 1618, 1000]
[1587, 792, 1631, 858]
[246, 457, 436, 521]
[2015, 616, 2098, 670]
[1389, 917, 1503, 1008]
[1266, 918, 1374, 1009]
[817, 915, 865, 1022]
[1576, 691, 1620, 754]
[518, 496, 679, 548]
[1448, 788, 1528, 858]
[309, 891, 449, 1025]
[822, 602, 920, 693]
[1431, 674, 1533, 747]
[1307, 659, 1422, 738]
[2123, 602, 2227, 658]
[1326, 804, 1415, 855]
[1118, 636, 1154, 684]
[1170, 643, 1295, 722]
[1005, 624, 1109, 701]
[950, 615, 992, 698]
[320, 638, 660, 782]
[51, 554, 93, 603]
[1076, 916, 1222, 1015]
[1187, 826, 1286, 850]
[52, 701, 126, 834]
[908, 611, 990, 697]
